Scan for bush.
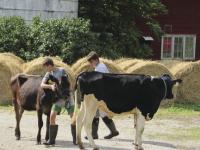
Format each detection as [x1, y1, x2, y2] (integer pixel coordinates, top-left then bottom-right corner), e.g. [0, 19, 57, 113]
[28, 17, 120, 64]
[0, 16, 30, 60]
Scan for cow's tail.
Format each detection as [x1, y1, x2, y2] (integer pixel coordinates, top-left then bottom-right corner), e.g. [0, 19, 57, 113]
[10, 74, 20, 105]
[72, 76, 83, 124]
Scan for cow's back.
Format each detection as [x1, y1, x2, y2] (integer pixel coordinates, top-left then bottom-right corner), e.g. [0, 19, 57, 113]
[19, 77, 42, 110]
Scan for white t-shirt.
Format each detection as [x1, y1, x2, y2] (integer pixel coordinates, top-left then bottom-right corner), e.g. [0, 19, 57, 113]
[95, 63, 109, 73]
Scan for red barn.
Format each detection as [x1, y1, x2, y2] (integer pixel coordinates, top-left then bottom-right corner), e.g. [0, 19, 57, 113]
[141, 0, 200, 60]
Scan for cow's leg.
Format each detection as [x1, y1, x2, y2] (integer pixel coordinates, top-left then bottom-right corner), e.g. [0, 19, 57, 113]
[13, 100, 21, 140]
[45, 114, 50, 142]
[36, 110, 43, 144]
[83, 96, 98, 150]
[134, 113, 137, 128]
[135, 111, 145, 150]
[76, 102, 85, 149]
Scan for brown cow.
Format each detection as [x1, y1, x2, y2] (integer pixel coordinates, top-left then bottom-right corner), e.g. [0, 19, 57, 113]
[10, 74, 71, 144]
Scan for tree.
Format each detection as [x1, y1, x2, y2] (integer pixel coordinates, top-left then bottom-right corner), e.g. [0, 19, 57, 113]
[79, 0, 167, 58]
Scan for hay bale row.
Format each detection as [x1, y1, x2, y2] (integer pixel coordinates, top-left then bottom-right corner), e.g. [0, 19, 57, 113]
[1, 53, 200, 105]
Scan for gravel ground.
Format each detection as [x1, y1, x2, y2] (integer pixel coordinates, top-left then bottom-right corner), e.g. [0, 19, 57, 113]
[0, 108, 199, 150]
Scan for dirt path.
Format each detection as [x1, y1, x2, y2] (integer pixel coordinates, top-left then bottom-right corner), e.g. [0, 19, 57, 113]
[0, 108, 199, 150]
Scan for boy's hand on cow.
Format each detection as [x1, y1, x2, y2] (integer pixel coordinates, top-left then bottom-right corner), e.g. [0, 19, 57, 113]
[51, 84, 56, 91]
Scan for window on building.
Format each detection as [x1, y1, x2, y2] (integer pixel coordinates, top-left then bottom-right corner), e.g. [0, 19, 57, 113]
[174, 37, 183, 58]
[162, 37, 172, 58]
[161, 35, 196, 60]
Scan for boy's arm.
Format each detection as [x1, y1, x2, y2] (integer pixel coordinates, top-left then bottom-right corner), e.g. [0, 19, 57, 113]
[40, 72, 55, 91]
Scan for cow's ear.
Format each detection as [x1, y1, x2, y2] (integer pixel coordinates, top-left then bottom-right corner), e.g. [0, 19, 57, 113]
[172, 79, 182, 85]
[61, 75, 70, 87]
[17, 76, 28, 87]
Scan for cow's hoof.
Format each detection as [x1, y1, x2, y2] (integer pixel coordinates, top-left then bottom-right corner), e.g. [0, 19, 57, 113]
[135, 146, 144, 150]
[78, 143, 85, 149]
[93, 147, 100, 150]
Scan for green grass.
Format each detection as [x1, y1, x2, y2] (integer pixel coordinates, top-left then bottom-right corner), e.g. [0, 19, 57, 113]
[0, 105, 13, 110]
[157, 102, 200, 117]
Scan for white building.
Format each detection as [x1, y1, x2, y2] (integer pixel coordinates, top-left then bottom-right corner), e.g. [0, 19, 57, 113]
[0, 0, 78, 22]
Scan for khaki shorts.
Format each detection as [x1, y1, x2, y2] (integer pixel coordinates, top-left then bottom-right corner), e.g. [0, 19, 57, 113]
[51, 98, 74, 115]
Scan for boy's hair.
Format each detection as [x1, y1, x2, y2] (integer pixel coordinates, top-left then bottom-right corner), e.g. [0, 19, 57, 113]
[42, 58, 54, 66]
[87, 51, 99, 62]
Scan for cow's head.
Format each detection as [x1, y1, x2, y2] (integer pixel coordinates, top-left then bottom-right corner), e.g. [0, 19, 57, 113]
[49, 74, 71, 100]
[161, 74, 182, 99]
[143, 74, 182, 121]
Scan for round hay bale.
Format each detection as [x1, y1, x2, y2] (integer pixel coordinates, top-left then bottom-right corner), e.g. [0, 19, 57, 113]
[0, 59, 22, 105]
[119, 59, 142, 71]
[158, 60, 191, 73]
[170, 62, 193, 76]
[0, 52, 24, 64]
[157, 60, 182, 69]
[71, 57, 89, 73]
[127, 61, 173, 76]
[72, 57, 124, 77]
[172, 61, 200, 104]
[114, 58, 132, 64]
[23, 57, 75, 89]
[22, 56, 62, 70]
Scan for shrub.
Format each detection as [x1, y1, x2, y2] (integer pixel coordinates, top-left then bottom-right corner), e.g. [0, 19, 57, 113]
[0, 16, 29, 60]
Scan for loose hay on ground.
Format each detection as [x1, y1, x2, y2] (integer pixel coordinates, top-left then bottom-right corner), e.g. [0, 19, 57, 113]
[23, 57, 75, 89]
[172, 61, 200, 104]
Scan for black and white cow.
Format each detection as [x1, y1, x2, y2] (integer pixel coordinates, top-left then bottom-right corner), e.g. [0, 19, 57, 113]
[74, 71, 182, 150]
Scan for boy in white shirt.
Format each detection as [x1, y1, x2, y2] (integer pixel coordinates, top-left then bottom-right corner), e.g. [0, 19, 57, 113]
[86, 51, 119, 139]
